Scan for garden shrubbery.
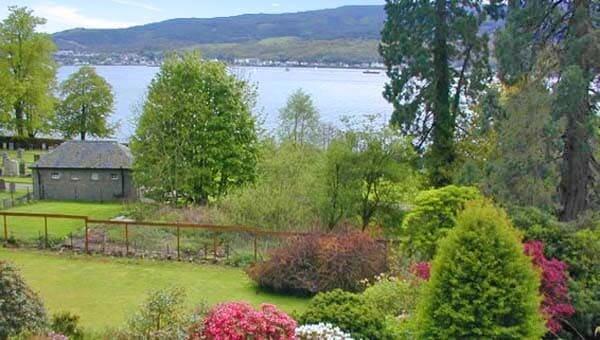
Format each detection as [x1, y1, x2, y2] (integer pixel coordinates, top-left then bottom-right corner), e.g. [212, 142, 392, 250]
[415, 201, 546, 339]
[296, 289, 396, 340]
[193, 302, 296, 340]
[246, 230, 387, 295]
[402, 185, 481, 259]
[0, 261, 47, 339]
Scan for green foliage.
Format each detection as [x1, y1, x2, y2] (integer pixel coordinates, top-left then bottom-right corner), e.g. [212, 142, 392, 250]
[126, 287, 188, 339]
[485, 81, 561, 212]
[561, 228, 600, 339]
[362, 275, 420, 320]
[402, 185, 481, 259]
[278, 89, 320, 146]
[0, 261, 47, 339]
[297, 289, 395, 340]
[415, 201, 545, 339]
[219, 142, 323, 231]
[131, 51, 259, 204]
[343, 116, 420, 229]
[380, 0, 491, 186]
[0, 6, 57, 137]
[56, 65, 115, 140]
[51, 311, 83, 339]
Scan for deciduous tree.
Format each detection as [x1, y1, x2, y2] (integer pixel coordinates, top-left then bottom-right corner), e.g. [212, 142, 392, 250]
[278, 89, 320, 146]
[56, 66, 115, 140]
[0, 6, 56, 137]
[131, 52, 258, 204]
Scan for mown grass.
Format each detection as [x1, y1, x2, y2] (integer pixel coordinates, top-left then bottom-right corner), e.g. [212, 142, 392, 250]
[3, 201, 125, 240]
[0, 248, 308, 330]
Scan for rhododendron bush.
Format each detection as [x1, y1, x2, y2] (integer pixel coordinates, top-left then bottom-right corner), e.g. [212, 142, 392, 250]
[524, 241, 575, 333]
[410, 261, 431, 280]
[198, 302, 296, 340]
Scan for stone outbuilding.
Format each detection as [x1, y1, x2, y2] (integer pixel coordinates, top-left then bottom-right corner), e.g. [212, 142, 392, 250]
[31, 141, 136, 202]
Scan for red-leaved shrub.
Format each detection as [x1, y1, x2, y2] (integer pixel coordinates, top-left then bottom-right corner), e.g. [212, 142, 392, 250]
[410, 261, 431, 280]
[524, 241, 575, 334]
[247, 231, 387, 295]
[193, 302, 296, 340]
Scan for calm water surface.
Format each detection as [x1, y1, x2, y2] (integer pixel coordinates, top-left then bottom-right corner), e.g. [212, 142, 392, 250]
[57, 66, 392, 140]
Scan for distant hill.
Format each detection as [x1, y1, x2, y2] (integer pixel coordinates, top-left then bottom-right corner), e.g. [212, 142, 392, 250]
[53, 5, 385, 58]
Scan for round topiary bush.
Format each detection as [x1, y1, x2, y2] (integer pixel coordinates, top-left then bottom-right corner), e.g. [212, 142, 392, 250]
[415, 201, 546, 339]
[0, 261, 47, 339]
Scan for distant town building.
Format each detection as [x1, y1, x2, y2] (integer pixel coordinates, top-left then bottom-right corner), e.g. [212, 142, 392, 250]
[31, 141, 136, 202]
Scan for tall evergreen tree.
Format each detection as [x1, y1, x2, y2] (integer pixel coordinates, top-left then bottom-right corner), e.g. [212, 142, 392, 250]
[380, 0, 492, 186]
[0, 6, 56, 138]
[496, 0, 600, 220]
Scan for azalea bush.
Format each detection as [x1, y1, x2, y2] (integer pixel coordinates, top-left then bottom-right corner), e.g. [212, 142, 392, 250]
[524, 241, 575, 334]
[295, 323, 353, 340]
[196, 302, 296, 340]
[247, 230, 386, 295]
[410, 261, 431, 280]
[0, 261, 47, 339]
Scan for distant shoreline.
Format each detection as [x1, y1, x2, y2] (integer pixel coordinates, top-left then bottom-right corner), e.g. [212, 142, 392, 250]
[58, 64, 386, 72]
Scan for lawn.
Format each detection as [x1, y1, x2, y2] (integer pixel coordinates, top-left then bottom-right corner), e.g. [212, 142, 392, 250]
[0, 176, 33, 184]
[0, 248, 308, 330]
[3, 201, 125, 240]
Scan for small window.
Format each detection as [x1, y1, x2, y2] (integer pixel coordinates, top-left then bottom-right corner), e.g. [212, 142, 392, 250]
[71, 175, 80, 181]
[51, 172, 60, 180]
[91, 173, 100, 181]
[111, 174, 119, 181]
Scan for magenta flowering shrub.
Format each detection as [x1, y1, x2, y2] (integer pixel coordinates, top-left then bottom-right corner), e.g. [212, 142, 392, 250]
[410, 261, 431, 280]
[198, 302, 296, 340]
[524, 241, 575, 333]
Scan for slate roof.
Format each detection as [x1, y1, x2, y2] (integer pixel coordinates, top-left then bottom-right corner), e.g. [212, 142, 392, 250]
[31, 141, 133, 169]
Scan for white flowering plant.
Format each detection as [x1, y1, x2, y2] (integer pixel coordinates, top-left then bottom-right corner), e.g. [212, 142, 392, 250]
[295, 323, 354, 340]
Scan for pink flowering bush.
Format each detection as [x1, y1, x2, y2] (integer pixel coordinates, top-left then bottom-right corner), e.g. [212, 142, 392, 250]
[410, 261, 431, 280]
[524, 241, 575, 334]
[195, 302, 296, 340]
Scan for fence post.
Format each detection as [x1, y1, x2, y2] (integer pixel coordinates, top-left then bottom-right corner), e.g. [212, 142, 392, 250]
[253, 234, 258, 262]
[213, 235, 218, 259]
[44, 216, 48, 248]
[3, 214, 6, 242]
[125, 223, 129, 255]
[84, 218, 89, 254]
[176, 225, 180, 261]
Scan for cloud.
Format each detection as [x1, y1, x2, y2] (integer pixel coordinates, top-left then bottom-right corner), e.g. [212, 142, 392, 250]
[271, 3, 280, 7]
[110, 0, 161, 12]
[33, 4, 136, 32]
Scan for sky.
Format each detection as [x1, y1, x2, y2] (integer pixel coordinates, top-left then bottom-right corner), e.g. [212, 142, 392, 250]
[0, 0, 385, 33]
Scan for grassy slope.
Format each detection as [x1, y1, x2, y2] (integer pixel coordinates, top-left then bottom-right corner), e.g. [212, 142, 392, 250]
[4, 201, 124, 240]
[0, 248, 307, 330]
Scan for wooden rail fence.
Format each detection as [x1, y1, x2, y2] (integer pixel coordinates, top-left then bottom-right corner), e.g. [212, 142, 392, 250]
[0, 211, 330, 261]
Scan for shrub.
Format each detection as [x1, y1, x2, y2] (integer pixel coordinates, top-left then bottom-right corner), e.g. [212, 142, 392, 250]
[415, 201, 546, 339]
[524, 241, 575, 334]
[362, 274, 420, 320]
[197, 302, 296, 340]
[402, 185, 481, 259]
[0, 261, 47, 339]
[126, 287, 188, 339]
[50, 312, 83, 339]
[295, 323, 353, 340]
[247, 231, 387, 295]
[297, 289, 395, 340]
[409, 261, 431, 280]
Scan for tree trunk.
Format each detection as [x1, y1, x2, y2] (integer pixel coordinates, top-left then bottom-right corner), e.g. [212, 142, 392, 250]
[429, 0, 453, 187]
[80, 131, 86, 141]
[558, 0, 594, 221]
[14, 101, 25, 137]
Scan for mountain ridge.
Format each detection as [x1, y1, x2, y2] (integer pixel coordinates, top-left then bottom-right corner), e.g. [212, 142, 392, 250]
[53, 5, 386, 53]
